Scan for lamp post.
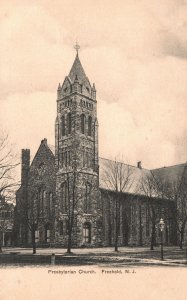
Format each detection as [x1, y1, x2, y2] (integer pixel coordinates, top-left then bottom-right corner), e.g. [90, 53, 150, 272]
[159, 218, 165, 261]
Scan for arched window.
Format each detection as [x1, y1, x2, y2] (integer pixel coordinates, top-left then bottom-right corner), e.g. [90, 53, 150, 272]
[82, 147, 85, 167]
[43, 190, 47, 211]
[67, 113, 71, 134]
[39, 188, 45, 213]
[45, 223, 51, 243]
[64, 151, 67, 167]
[84, 183, 91, 213]
[88, 116, 92, 136]
[67, 150, 71, 166]
[35, 229, 39, 243]
[86, 149, 89, 167]
[49, 192, 53, 214]
[61, 182, 68, 213]
[59, 221, 63, 236]
[61, 115, 65, 136]
[81, 114, 85, 134]
[83, 222, 91, 243]
[146, 205, 150, 237]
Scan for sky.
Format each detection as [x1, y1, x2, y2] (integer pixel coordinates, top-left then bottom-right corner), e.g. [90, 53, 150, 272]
[0, 0, 187, 172]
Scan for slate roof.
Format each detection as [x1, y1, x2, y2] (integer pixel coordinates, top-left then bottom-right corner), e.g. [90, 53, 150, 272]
[99, 157, 151, 195]
[48, 144, 55, 156]
[68, 54, 91, 88]
[30, 141, 186, 197]
[30, 140, 55, 167]
[152, 163, 187, 184]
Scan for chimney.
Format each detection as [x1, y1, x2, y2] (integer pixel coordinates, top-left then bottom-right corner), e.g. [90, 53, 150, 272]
[137, 161, 142, 169]
[57, 83, 61, 100]
[41, 138, 47, 145]
[21, 149, 30, 186]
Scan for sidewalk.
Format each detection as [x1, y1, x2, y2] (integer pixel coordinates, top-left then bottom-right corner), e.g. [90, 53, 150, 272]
[1, 246, 187, 267]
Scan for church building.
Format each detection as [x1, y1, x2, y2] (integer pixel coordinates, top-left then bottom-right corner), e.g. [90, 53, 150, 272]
[16, 47, 184, 248]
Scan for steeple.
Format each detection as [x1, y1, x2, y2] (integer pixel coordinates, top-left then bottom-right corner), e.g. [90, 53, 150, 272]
[68, 53, 90, 87]
[58, 44, 96, 99]
[55, 45, 101, 247]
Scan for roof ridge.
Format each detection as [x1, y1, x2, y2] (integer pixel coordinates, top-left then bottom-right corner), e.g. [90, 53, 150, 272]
[99, 157, 150, 171]
[151, 162, 187, 171]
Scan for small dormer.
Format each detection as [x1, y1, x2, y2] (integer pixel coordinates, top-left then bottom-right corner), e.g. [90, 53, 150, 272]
[60, 77, 72, 99]
[72, 74, 82, 93]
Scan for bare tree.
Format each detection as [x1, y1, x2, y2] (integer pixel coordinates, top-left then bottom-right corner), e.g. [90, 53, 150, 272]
[0, 195, 14, 250]
[17, 177, 55, 254]
[27, 188, 43, 254]
[101, 157, 133, 252]
[65, 169, 78, 254]
[16, 158, 56, 254]
[140, 171, 163, 250]
[0, 131, 19, 252]
[164, 164, 187, 249]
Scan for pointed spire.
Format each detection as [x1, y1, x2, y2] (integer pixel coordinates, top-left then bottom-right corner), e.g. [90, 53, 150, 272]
[68, 53, 87, 84]
[58, 83, 61, 90]
[92, 83, 96, 100]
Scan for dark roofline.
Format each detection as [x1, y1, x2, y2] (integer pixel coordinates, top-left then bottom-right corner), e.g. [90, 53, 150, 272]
[151, 162, 187, 171]
[99, 157, 150, 171]
[100, 187, 175, 204]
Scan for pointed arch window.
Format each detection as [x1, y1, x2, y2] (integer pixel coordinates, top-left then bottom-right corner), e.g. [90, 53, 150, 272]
[43, 190, 47, 205]
[88, 116, 92, 136]
[84, 183, 91, 213]
[39, 188, 46, 214]
[61, 115, 65, 136]
[59, 221, 63, 236]
[146, 204, 150, 236]
[49, 192, 53, 214]
[81, 114, 86, 134]
[45, 223, 51, 243]
[35, 229, 39, 243]
[82, 147, 86, 167]
[67, 150, 71, 166]
[86, 149, 89, 167]
[61, 182, 68, 213]
[67, 113, 71, 134]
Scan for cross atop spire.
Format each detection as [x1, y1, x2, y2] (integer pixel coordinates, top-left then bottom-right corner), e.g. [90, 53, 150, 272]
[68, 48, 88, 85]
[74, 42, 80, 55]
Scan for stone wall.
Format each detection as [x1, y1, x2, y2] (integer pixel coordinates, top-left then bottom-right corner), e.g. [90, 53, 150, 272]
[101, 189, 177, 247]
[15, 139, 56, 246]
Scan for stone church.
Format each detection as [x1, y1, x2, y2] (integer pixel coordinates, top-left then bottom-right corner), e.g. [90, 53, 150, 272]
[15, 48, 186, 248]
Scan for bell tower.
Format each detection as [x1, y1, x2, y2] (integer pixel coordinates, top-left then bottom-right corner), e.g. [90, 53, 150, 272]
[55, 45, 102, 247]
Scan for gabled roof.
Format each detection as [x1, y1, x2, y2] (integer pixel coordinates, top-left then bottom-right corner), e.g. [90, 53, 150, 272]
[99, 157, 151, 195]
[28, 140, 186, 198]
[30, 139, 55, 167]
[68, 54, 91, 88]
[151, 163, 187, 184]
[48, 144, 55, 155]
